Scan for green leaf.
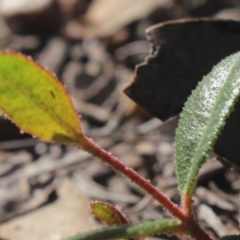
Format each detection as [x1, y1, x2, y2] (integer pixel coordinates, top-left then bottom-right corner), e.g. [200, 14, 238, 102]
[218, 236, 240, 240]
[175, 51, 240, 195]
[90, 201, 128, 226]
[0, 52, 83, 144]
[66, 218, 180, 240]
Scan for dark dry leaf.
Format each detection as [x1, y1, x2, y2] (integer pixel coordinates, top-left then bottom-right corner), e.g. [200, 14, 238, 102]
[218, 236, 240, 240]
[125, 18, 240, 170]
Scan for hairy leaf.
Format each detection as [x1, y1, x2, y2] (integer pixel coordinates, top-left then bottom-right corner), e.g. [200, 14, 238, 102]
[175, 51, 240, 195]
[125, 18, 240, 170]
[90, 201, 128, 226]
[0, 52, 83, 144]
[67, 218, 180, 240]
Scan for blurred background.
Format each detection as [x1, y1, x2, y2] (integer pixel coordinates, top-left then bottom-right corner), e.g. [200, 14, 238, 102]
[0, 0, 239, 239]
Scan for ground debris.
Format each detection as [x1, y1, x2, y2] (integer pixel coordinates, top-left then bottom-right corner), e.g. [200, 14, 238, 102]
[0, 1, 239, 239]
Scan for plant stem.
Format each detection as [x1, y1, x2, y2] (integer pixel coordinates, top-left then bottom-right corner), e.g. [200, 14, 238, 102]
[181, 195, 194, 218]
[186, 220, 213, 240]
[81, 136, 183, 220]
[80, 136, 213, 240]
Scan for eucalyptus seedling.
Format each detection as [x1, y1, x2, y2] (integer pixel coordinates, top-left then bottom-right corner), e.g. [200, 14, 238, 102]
[0, 51, 239, 240]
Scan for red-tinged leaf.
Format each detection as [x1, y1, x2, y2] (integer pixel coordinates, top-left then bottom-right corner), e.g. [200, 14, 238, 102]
[0, 51, 83, 144]
[90, 201, 129, 226]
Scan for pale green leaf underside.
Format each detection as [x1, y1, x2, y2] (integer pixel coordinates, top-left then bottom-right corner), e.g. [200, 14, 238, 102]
[67, 218, 180, 240]
[175, 51, 240, 195]
[0, 52, 82, 144]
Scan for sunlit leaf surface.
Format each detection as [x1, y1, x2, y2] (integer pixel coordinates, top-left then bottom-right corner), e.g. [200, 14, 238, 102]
[0, 52, 83, 144]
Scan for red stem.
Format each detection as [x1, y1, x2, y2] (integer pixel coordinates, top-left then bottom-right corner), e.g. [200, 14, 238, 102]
[181, 195, 194, 217]
[180, 196, 213, 240]
[81, 136, 184, 220]
[188, 221, 213, 240]
[81, 136, 213, 240]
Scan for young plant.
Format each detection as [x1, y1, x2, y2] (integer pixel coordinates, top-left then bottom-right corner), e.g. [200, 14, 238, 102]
[0, 51, 239, 240]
